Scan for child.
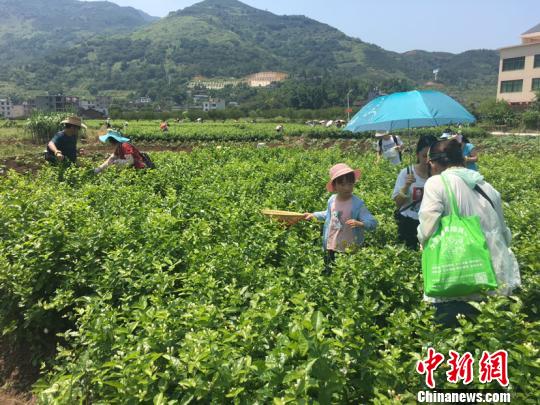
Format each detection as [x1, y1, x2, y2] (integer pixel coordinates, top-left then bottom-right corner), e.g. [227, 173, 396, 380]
[304, 163, 377, 273]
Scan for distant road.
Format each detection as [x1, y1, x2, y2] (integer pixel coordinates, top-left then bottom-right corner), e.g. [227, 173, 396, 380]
[490, 131, 540, 137]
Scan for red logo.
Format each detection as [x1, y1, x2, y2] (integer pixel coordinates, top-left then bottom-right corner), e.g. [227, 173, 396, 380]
[416, 348, 445, 389]
[446, 350, 474, 384]
[479, 350, 509, 386]
[417, 349, 509, 388]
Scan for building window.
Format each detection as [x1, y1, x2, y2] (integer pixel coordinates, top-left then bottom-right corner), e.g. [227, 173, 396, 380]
[502, 56, 525, 71]
[500, 80, 523, 93]
[532, 78, 540, 91]
[535, 55, 540, 68]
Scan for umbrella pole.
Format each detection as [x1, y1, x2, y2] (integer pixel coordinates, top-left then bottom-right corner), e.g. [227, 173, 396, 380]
[407, 120, 412, 167]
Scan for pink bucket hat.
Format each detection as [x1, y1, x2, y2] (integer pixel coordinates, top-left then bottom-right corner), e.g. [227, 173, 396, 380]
[326, 163, 361, 192]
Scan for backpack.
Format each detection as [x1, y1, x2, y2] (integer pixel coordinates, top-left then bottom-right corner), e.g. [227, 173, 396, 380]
[116, 142, 156, 169]
[379, 135, 402, 162]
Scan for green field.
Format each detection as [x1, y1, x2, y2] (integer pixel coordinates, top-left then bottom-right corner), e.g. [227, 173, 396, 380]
[0, 139, 538, 403]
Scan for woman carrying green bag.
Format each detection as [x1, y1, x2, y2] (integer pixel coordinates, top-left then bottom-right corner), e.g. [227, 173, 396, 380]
[417, 139, 520, 326]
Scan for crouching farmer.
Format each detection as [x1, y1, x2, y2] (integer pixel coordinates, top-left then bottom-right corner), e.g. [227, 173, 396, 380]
[45, 116, 87, 165]
[94, 130, 147, 173]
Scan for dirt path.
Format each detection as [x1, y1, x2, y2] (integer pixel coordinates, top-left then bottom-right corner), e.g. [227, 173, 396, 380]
[0, 340, 38, 404]
[0, 393, 34, 405]
[0, 138, 374, 175]
[490, 131, 540, 137]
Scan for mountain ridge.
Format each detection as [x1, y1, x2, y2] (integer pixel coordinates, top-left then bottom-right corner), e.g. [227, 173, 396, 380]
[0, 0, 498, 103]
[0, 0, 158, 66]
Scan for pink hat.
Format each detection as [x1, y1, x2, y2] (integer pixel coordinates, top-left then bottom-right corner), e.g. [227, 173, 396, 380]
[326, 163, 361, 192]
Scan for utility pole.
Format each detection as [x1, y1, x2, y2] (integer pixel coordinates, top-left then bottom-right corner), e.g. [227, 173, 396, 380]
[346, 89, 353, 122]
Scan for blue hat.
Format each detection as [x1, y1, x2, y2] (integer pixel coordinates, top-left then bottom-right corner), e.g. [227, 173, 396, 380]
[99, 130, 130, 143]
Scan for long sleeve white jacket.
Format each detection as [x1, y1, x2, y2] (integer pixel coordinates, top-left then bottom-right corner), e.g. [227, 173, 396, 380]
[417, 168, 521, 303]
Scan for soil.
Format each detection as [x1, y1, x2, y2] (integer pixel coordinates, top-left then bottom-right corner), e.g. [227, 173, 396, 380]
[0, 138, 374, 176]
[0, 157, 43, 175]
[0, 340, 38, 404]
[0, 393, 34, 405]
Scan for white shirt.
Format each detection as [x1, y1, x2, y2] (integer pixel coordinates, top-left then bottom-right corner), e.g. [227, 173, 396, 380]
[417, 169, 521, 303]
[377, 136, 403, 165]
[392, 166, 427, 219]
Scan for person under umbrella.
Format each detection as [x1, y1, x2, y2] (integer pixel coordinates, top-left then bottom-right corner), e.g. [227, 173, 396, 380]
[440, 128, 479, 171]
[392, 135, 438, 249]
[375, 131, 404, 165]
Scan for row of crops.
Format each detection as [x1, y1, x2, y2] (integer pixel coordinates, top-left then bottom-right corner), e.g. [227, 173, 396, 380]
[0, 117, 491, 144]
[83, 120, 489, 143]
[0, 144, 538, 403]
[110, 122, 347, 142]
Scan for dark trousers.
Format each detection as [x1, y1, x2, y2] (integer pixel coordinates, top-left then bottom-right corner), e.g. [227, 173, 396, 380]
[433, 301, 480, 328]
[323, 250, 338, 275]
[395, 213, 420, 250]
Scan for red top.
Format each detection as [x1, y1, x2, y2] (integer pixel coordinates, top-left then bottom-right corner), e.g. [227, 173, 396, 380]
[115, 143, 145, 169]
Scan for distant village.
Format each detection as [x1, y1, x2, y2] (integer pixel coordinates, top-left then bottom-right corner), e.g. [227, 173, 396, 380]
[0, 71, 289, 120]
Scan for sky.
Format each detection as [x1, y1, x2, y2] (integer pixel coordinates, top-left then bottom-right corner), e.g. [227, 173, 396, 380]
[88, 0, 540, 53]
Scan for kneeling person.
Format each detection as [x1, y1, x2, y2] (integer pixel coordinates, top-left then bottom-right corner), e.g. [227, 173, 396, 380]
[94, 130, 147, 173]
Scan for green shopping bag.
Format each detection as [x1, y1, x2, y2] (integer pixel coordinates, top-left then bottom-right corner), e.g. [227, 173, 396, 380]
[422, 175, 498, 297]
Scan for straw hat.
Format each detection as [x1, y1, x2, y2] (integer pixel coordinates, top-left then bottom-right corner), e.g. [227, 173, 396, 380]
[375, 131, 389, 138]
[60, 116, 87, 129]
[326, 163, 361, 192]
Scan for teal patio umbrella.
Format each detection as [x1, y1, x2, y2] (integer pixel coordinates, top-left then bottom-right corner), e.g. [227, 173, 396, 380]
[344, 90, 476, 132]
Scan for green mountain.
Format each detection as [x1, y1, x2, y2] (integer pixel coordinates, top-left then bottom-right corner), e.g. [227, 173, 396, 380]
[0, 0, 498, 103]
[0, 0, 157, 65]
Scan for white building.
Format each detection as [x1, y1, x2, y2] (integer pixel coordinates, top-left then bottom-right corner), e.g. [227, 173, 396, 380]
[0, 98, 13, 118]
[497, 23, 540, 105]
[193, 94, 209, 104]
[79, 99, 109, 116]
[244, 71, 288, 87]
[188, 77, 242, 90]
[203, 98, 226, 112]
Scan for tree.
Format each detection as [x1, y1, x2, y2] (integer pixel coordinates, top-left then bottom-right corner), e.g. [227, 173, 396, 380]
[476, 100, 516, 127]
[530, 90, 540, 112]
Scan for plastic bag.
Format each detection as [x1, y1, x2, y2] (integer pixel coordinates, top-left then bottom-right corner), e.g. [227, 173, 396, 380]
[422, 175, 497, 297]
